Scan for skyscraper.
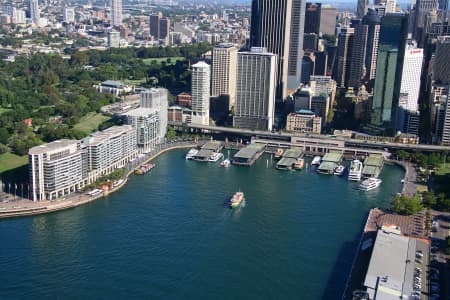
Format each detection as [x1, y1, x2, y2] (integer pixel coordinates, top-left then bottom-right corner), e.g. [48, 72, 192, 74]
[399, 43, 423, 112]
[371, 14, 408, 131]
[357, 0, 370, 18]
[212, 43, 238, 109]
[441, 91, 450, 145]
[250, 0, 292, 99]
[29, 0, 40, 26]
[319, 5, 337, 36]
[335, 27, 354, 87]
[288, 0, 306, 91]
[234, 48, 277, 131]
[150, 13, 162, 39]
[413, 0, 439, 44]
[191, 61, 210, 126]
[433, 35, 450, 84]
[159, 17, 170, 40]
[110, 0, 122, 27]
[304, 3, 321, 34]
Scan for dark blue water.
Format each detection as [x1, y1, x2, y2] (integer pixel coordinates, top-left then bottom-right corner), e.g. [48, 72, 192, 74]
[0, 150, 403, 300]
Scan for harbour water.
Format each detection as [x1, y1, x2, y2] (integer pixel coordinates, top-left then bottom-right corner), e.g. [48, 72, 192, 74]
[0, 149, 404, 299]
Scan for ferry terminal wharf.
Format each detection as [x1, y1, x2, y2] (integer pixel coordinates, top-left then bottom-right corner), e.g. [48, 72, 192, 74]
[276, 147, 304, 170]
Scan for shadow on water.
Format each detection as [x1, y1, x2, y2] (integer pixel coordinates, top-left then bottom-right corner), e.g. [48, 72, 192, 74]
[321, 220, 367, 300]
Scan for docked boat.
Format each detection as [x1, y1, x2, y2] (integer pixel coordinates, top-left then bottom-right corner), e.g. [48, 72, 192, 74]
[229, 191, 245, 208]
[311, 156, 322, 166]
[134, 163, 155, 175]
[274, 148, 284, 160]
[220, 158, 231, 168]
[293, 158, 305, 170]
[208, 152, 224, 162]
[348, 160, 363, 181]
[359, 177, 382, 191]
[185, 148, 198, 160]
[334, 165, 345, 176]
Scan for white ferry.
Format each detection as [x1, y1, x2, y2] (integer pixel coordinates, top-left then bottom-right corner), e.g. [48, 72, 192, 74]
[359, 178, 382, 191]
[334, 165, 345, 176]
[311, 156, 322, 166]
[185, 148, 198, 160]
[208, 152, 224, 163]
[348, 160, 363, 181]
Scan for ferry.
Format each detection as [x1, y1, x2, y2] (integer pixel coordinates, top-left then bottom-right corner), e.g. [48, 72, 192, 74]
[229, 191, 245, 208]
[293, 158, 304, 170]
[274, 148, 284, 160]
[348, 160, 363, 181]
[185, 148, 198, 160]
[134, 163, 155, 175]
[359, 177, 382, 191]
[334, 165, 345, 176]
[220, 158, 231, 168]
[311, 156, 322, 166]
[208, 152, 224, 162]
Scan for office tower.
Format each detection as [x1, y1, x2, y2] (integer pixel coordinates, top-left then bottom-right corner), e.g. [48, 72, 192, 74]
[29, 0, 40, 26]
[357, 0, 370, 18]
[399, 43, 423, 112]
[29, 140, 87, 201]
[433, 36, 450, 84]
[191, 61, 210, 126]
[107, 31, 120, 48]
[160, 17, 170, 40]
[212, 43, 238, 109]
[335, 27, 354, 87]
[234, 48, 277, 131]
[348, 9, 381, 88]
[140, 88, 168, 141]
[414, 0, 439, 43]
[310, 75, 336, 110]
[442, 91, 450, 145]
[320, 5, 337, 35]
[287, 0, 306, 91]
[314, 51, 328, 75]
[301, 54, 314, 83]
[250, 0, 292, 99]
[371, 14, 408, 131]
[110, 0, 122, 27]
[63, 7, 75, 23]
[305, 3, 321, 34]
[150, 13, 162, 39]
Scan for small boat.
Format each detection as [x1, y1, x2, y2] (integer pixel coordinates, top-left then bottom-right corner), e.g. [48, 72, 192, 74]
[230, 191, 245, 208]
[134, 163, 155, 175]
[359, 177, 382, 191]
[311, 156, 322, 166]
[185, 148, 198, 160]
[334, 165, 345, 176]
[208, 152, 224, 162]
[274, 148, 284, 160]
[348, 160, 363, 181]
[220, 159, 231, 168]
[293, 158, 304, 170]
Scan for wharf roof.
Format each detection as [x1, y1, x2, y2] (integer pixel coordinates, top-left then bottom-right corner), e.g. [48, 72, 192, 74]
[234, 143, 265, 159]
[195, 149, 213, 158]
[29, 139, 79, 155]
[317, 161, 337, 172]
[277, 157, 297, 167]
[362, 165, 381, 177]
[201, 141, 223, 151]
[364, 154, 384, 167]
[282, 147, 303, 159]
[322, 151, 343, 163]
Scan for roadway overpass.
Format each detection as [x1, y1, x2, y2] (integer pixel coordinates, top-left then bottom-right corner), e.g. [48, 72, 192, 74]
[168, 122, 450, 152]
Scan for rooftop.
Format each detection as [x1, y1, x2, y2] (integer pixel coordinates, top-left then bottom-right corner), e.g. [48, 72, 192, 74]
[364, 154, 384, 167]
[83, 125, 134, 146]
[101, 80, 127, 88]
[202, 141, 223, 151]
[234, 143, 265, 159]
[282, 147, 303, 159]
[322, 151, 343, 163]
[29, 139, 79, 155]
[122, 107, 158, 117]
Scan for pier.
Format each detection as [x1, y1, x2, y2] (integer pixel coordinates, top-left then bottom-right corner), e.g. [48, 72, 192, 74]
[232, 143, 265, 166]
[193, 140, 223, 161]
[362, 154, 384, 178]
[276, 147, 304, 170]
[317, 151, 344, 174]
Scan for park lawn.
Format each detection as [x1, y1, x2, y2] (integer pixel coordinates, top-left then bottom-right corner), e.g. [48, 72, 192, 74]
[141, 56, 185, 65]
[0, 153, 28, 174]
[74, 112, 110, 135]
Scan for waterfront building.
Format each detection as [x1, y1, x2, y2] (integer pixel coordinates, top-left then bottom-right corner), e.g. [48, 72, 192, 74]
[168, 106, 183, 123]
[286, 109, 322, 133]
[122, 108, 161, 152]
[335, 27, 354, 88]
[433, 36, 450, 84]
[250, 0, 295, 98]
[107, 31, 120, 48]
[191, 61, 210, 126]
[29, 0, 40, 26]
[212, 43, 237, 109]
[234, 48, 277, 131]
[370, 14, 408, 133]
[63, 7, 75, 23]
[110, 0, 122, 27]
[320, 5, 337, 36]
[29, 140, 87, 201]
[140, 88, 168, 142]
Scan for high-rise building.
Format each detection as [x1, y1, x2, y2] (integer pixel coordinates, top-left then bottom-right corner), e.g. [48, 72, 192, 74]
[63, 7, 75, 23]
[212, 43, 238, 109]
[250, 0, 292, 99]
[191, 61, 210, 125]
[305, 2, 321, 34]
[441, 91, 450, 145]
[234, 48, 277, 131]
[29, 0, 40, 26]
[348, 9, 381, 88]
[399, 43, 423, 112]
[385, 0, 397, 13]
[287, 0, 306, 91]
[371, 14, 408, 132]
[433, 35, 450, 84]
[150, 13, 162, 39]
[159, 17, 170, 40]
[110, 0, 122, 27]
[107, 31, 120, 48]
[357, 0, 370, 18]
[335, 27, 354, 87]
[122, 108, 161, 152]
[320, 5, 337, 36]
[303, 33, 318, 51]
[413, 0, 439, 43]
[140, 88, 168, 142]
[11, 8, 25, 24]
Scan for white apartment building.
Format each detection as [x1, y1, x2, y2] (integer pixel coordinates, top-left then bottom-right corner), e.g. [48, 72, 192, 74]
[29, 140, 87, 201]
[107, 31, 120, 48]
[191, 61, 210, 125]
[234, 47, 277, 131]
[110, 0, 122, 27]
[29, 0, 40, 26]
[63, 7, 75, 23]
[399, 44, 423, 112]
[123, 108, 161, 152]
[12, 8, 25, 25]
[442, 92, 450, 146]
[212, 43, 237, 109]
[140, 88, 168, 142]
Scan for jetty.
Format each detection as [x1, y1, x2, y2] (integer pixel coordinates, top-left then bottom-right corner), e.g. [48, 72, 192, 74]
[362, 154, 384, 178]
[276, 147, 304, 170]
[317, 151, 343, 174]
[232, 143, 265, 166]
[193, 140, 223, 161]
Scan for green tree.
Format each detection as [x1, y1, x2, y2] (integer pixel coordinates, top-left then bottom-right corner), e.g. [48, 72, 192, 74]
[422, 192, 436, 207]
[166, 126, 176, 140]
[391, 194, 423, 215]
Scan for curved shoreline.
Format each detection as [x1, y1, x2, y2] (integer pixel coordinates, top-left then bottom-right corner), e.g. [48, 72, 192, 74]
[0, 143, 199, 219]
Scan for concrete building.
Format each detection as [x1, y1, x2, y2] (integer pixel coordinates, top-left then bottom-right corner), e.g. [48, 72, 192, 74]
[63, 7, 75, 23]
[234, 48, 277, 131]
[29, 0, 40, 26]
[150, 13, 162, 39]
[335, 27, 354, 87]
[212, 43, 237, 109]
[320, 5, 337, 36]
[442, 91, 450, 145]
[94, 80, 132, 96]
[287, 0, 307, 91]
[107, 31, 120, 48]
[177, 92, 192, 107]
[12, 8, 26, 24]
[140, 88, 168, 142]
[29, 140, 87, 201]
[122, 108, 161, 152]
[286, 109, 322, 133]
[399, 43, 423, 112]
[110, 0, 122, 27]
[160, 17, 170, 40]
[305, 2, 321, 34]
[309, 75, 336, 111]
[433, 35, 450, 84]
[413, 0, 439, 44]
[191, 61, 211, 125]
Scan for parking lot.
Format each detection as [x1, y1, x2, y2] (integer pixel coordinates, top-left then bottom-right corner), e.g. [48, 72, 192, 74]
[414, 240, 430, 300]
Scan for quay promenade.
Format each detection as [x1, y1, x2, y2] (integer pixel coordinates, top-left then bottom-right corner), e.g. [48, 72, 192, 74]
[0, 140, 204, 219]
